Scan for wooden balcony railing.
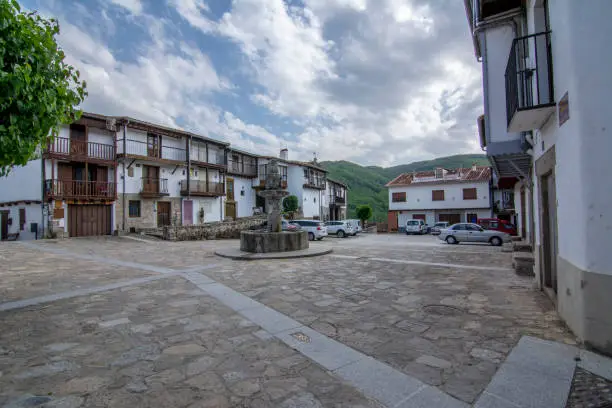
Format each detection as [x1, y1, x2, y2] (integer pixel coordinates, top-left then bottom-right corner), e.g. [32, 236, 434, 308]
[44, 179, 116, 200]
[45, 137, 115, 162]
[304, 178, 326, 189]
[228, 161, 257, 176]
[141, 177, 169, 196]
[118, 139, 186, 162]
[329, 195, 346, 204]
[180, 180, 224, 196]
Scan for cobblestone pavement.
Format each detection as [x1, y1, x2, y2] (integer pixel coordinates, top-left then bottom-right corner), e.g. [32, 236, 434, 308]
[0, 275, 380, 408]
[0, 234, 576, 406]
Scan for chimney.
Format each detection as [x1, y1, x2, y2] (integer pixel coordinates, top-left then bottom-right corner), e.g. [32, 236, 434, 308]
[472, 163, 477, 171]
[280, 148, 288, 160]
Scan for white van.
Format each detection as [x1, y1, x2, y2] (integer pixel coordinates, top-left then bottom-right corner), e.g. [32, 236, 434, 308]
[347, 219, 362, 235]
[405, 219, 426, 235]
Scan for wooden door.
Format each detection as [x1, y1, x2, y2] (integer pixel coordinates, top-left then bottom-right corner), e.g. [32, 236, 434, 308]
[58, 163, 73, 197]
[157, 201, 171, 226]
[68, 205, 111, 237]
[70, 124, 87, 155]
[0, 211, 8, 240]
[520, 188, 527, 239]
[183, 200, 193, 225]
[225, 201, 236, 220]
[439, 213, 461, 225]
[226, 178, 235, 201]
[143, 166, 159, 193]
[412, 214, 426, 220]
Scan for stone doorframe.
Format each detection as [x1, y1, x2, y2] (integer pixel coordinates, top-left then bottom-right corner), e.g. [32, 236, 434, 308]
[535, 146, 557, 297]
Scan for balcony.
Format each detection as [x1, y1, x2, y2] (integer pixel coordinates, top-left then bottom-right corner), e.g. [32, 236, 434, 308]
[44, 137, 115, 164]
[505, 31, 555, 132]
[45, 179, 115, 200]
[329, 195, 346, 205]
[227, 161, 257, 177]
[180, 180, 224, 197]
[118, 139, 186, 163]
[190, 149, 227, 169]
[140, 177, 169, 197]
[304, 178, 326, 190]
[257, 174, 287, 189]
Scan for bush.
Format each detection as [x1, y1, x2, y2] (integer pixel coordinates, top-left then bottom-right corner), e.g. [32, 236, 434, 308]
[356, 204, 373, 226]
[282, 195, 299, 219]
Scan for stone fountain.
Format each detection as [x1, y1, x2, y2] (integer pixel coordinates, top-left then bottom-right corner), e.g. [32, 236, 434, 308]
[239, 159, 309, 253]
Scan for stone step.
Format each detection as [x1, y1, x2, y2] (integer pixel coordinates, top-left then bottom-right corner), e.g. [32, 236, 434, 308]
[513, 252, 535, 277]
[513, 241, 533, 252]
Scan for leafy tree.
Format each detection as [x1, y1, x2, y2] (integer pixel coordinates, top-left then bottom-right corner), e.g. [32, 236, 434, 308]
[0, 0, 87, 175]
[282, 195, 298, 219]
[356, 204, 373, 226]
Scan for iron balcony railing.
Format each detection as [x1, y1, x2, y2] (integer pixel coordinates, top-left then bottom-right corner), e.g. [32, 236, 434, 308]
[505, 31, 554, 127]
[329, 194, 346, 204]
[305, 177, 326, 189]
[180, 180, 224, 195]
[228, 161, 257, 176]
[258, 173, 288, 188]
[141, 177, 169, 195]
[45, 137, 115, 162]
[118, 139, 186, 162]
[44, 179, 115, 200]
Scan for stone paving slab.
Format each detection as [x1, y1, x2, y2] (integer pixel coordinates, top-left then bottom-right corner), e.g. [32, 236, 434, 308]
[0, 276, 381, 408]
[0, 243, 157, 303]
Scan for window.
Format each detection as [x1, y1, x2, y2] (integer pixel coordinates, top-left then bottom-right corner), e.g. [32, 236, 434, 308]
[304, 168, 309, 178]
[463, 188, 477, 200]
[129, 200, 141, 217]
[432, 190, 445, 201]
[467, 224, 482, 231]
[19, 208, 26, 231]
[392, 192, 406, 202]
[452, 224, 466, 231]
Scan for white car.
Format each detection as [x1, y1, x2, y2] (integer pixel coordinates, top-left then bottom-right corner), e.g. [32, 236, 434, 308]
[347, 219, 362, 235]
[438, 223, 511, 246]
[325, 221, 354, 238]
[292, 220, 328, 241]
[405, 219, 427, 235]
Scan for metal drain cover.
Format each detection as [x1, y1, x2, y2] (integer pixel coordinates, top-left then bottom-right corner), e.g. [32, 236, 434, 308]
[290, 332, 311, 343]
[423, 304, 465, 316]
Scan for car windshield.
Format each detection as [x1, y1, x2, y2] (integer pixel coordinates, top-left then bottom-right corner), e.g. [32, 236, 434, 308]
[407, 220, 420, 225]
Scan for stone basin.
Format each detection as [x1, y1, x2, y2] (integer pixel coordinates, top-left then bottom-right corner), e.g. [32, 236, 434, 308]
[240, 230, 309, 253]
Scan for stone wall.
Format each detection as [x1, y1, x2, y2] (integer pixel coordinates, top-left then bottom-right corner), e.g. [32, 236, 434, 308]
[163, 216, 266, 241]
[117, 195, 182, 231]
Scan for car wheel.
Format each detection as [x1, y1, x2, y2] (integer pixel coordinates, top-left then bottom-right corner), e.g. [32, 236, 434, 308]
[308, 232, 315, 241]
[446, 236, 457, 245]
[337, 230, 345, 238]
[490, 236, 502, 246]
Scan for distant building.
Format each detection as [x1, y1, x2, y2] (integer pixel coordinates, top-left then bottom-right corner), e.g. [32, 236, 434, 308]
[386, 165, 492, 232]
[326, 178, 348, 221]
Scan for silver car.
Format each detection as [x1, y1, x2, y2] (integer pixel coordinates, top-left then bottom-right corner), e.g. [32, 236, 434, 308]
[291, 220, 328, 241]
[438, 223, 511, 246]
[431, 221, 450, 236]
[324, 220, 354, 238]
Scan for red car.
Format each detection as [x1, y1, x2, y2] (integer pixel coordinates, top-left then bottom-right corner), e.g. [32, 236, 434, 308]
[477, 218, 517, 236]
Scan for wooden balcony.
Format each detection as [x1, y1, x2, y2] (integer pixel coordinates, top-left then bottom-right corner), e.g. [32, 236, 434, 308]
[118, 139, 187, 164]
[329, 195, 346, 204]
[140, 177, 169, 198]
[180, 180, 225, 197]
[45, 180, 116, 201]
[257, 177, 287, 189]
[227, 161, 257, 178]
[44, 137, 115, 164]
[190, 151, 227, 170]
[303, 178, 326, 190]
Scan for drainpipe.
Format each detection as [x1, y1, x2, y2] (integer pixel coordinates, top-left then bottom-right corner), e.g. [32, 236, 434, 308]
[122, 121, 128, 232]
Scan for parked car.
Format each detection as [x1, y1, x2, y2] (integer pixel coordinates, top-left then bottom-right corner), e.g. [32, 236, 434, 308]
[292, 220, 328, 241]
[438, 223, 511, 246]
[281, 220, 301, 231]
[431, 221, 450, 235]
[347, 219, 362, 235]
[325, 220, 354, 238]
[405, 219, 427, 235]
[477, 218, 518, 236]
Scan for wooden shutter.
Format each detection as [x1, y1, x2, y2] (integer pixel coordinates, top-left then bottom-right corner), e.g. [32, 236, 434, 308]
[19, 208, 26, 230]
[392, 192, 406, 202]
[463, 188, 477, 200]
[432, 190, 445, 201]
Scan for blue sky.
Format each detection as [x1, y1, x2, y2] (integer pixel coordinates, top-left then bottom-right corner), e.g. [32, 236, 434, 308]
[21, 0, 483, 166]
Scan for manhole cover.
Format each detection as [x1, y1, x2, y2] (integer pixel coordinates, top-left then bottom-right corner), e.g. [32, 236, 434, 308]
[290, 332, 311, 343]
[423, 304, 465, 316]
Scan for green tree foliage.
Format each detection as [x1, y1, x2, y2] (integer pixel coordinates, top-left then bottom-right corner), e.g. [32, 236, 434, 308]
[321, 154, 489, 222]
[0, 0, 87, 175]
[282, 195, 299, 218]
[356, 204, 373, 226]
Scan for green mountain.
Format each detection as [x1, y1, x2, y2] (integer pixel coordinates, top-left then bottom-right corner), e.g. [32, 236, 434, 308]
[320, 154, 489, 222]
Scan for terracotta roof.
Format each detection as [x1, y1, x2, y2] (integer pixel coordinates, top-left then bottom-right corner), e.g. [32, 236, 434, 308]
[385, 166, 491, 187]
[260, 156, 327, 172]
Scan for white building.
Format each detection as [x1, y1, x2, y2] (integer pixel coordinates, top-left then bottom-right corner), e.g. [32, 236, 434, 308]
[226, 148, 258, 219]
[465, 0, 612, 353]
[386, 166, 492, 232]
[256, 150, 328, 219]
[115, 117, 229, 231]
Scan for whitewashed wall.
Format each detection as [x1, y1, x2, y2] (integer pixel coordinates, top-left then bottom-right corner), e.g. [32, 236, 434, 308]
[2, 204, 43, 240]
[302, 189, 321, 218]
[232, 176, 256, 218]
[0, 159, 42, 202]
[388, 181, 491, 211]
[117, 163, 185, 196]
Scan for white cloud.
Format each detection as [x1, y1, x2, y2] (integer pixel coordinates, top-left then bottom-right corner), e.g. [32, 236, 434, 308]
[109, 0, 143, 15]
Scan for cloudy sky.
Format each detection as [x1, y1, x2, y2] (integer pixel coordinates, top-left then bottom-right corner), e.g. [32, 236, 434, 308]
[22, 0, 483, 166]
